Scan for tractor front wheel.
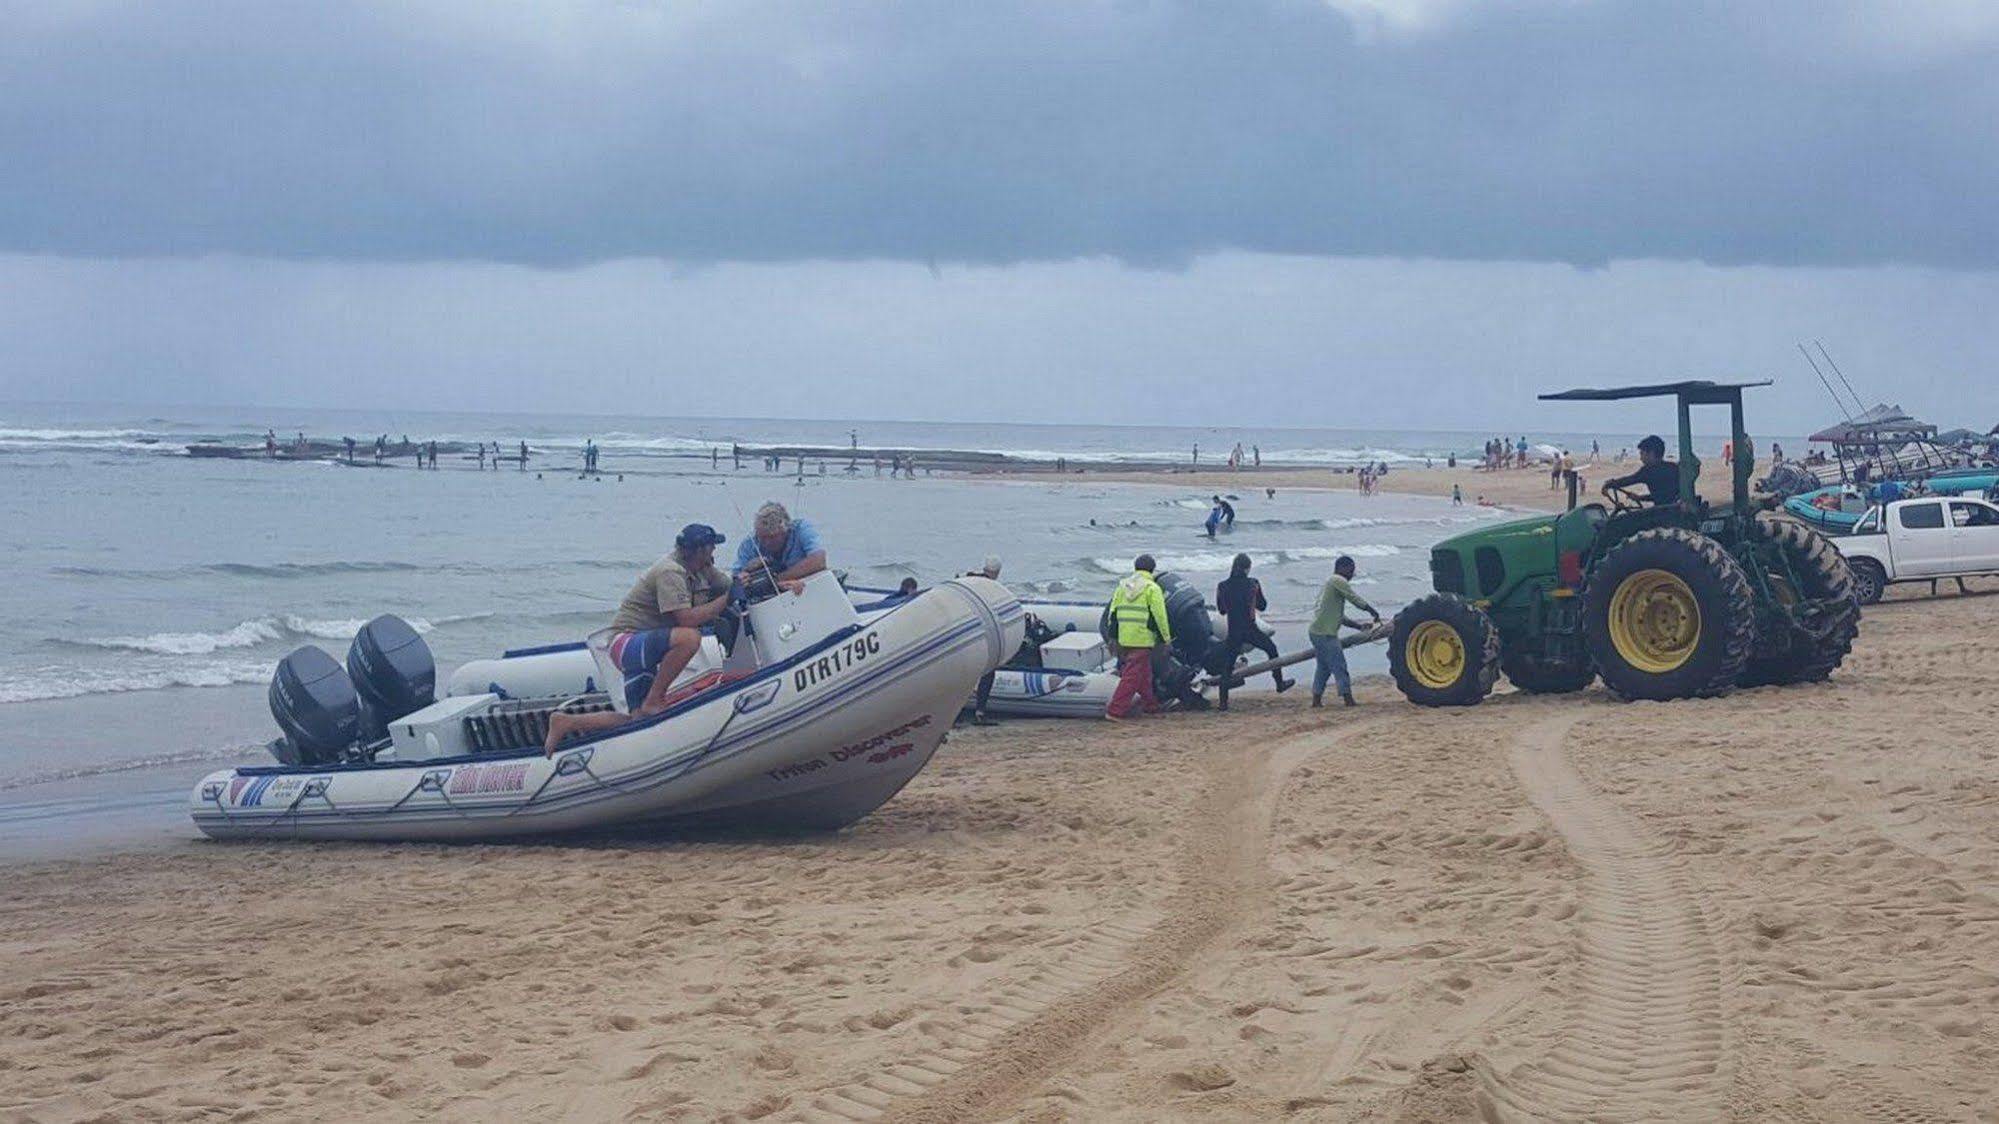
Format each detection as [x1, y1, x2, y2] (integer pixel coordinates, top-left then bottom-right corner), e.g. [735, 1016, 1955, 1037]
[1389, 594, 1501, 707]
[1583, 529, 1755, 701]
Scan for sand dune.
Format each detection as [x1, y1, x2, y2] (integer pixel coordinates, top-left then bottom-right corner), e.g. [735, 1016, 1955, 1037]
[3, 586, 1995, 1122]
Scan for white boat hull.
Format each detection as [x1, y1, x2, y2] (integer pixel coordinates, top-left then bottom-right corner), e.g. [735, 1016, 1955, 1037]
[189, 579, 1023, 841]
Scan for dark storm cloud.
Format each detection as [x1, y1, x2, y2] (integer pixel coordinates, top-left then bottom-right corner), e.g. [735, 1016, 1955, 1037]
[2, 0, 1995, 268]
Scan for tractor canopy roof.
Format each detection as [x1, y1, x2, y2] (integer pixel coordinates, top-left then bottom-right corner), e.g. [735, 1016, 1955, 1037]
[1539, 380, 1771, 404]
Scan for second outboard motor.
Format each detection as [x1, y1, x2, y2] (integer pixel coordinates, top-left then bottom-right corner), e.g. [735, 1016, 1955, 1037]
[270, 645, 361, 766]
[347, 614, 436, 742]
[1152, 572, 1215, 670]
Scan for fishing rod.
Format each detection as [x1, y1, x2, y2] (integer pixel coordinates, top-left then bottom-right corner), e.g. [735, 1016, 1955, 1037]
[1798, 343, 1853, 422]
[1813, 341, 1866, 417]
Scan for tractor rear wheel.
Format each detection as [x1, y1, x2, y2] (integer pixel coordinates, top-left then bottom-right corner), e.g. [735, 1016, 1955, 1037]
[1739, 513, 1860, 687]
[1389, 594, 1501, 707]
[1501, 648, 1596, 694]
[1583, 528, 1755, 701]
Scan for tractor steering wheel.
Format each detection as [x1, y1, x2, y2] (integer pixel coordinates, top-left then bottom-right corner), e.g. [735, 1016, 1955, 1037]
[1603, 485, 1643, 514]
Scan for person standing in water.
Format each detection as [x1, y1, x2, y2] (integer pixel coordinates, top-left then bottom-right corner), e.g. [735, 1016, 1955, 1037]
[1309, 555, 1380, 708]
[1213, 553, 1292, 711]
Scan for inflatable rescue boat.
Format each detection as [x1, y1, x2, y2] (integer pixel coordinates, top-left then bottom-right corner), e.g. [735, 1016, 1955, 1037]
[189, 573, 1023, 841]
[847, 575, 1229, 718]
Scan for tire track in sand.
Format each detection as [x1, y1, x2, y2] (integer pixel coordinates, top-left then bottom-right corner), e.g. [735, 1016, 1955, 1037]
[1481, 714, 1728, 1122]
[789, 719, 1377, 1124]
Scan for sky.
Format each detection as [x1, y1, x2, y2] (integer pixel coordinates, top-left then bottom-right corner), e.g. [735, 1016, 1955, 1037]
[3, 0, 1997, 433]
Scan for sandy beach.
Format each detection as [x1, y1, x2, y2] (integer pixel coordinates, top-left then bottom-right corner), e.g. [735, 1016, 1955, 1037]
[4, 555, 1995, 1121]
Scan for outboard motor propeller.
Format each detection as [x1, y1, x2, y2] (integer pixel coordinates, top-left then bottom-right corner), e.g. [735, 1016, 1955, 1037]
[346, 614, 436, 742]
[269, 645, 361, 766]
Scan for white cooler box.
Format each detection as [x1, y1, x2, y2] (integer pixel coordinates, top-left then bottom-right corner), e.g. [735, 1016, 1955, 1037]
[1039, 632, 1107, 672]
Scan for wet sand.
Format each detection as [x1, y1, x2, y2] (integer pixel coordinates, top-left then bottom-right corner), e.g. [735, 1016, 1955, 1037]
[3, 569, 1996, 1121]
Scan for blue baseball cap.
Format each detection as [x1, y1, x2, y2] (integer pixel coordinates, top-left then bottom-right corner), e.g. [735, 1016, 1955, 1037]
[676, 523, 726, 549]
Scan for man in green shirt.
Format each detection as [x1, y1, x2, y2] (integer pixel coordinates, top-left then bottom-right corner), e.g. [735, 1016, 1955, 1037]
[1308, 555, 1380, 708]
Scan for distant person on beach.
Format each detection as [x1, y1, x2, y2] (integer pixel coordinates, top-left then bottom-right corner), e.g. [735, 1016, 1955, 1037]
[477, 443, 487, 470]
[427, 440, 438, 469]
[1214, 553, 1292, 711]
[264, 430, 277, 456]
[343, 436, 356, 464]
[544, 523, 761, 754]
[1056, 455, 1067, 474]
[735, 502, 827, 585]
[1192, 442, 1199, 466]
[1601, 434, 1679, 507]
[519, 441, 528, 470]
[1309, 555, 1379, 708]
[1105, 555, 1170, 721]
[1453, 484, 1463, 505]
[1253, 445, 1261, 468]
[375, 435, 385, 461]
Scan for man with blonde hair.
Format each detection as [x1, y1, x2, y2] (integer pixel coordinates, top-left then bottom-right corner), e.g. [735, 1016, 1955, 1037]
[734, 501, 827, 585]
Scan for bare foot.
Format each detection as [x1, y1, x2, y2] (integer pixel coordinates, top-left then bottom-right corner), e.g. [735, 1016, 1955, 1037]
[543, 713, 574, 756]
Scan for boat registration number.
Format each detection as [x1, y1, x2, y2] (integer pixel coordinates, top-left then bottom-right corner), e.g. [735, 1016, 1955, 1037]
[794, 630, 882, 693]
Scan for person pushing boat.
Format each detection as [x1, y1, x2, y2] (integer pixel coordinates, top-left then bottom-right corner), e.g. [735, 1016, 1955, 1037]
[1213, 553, 1292, 710]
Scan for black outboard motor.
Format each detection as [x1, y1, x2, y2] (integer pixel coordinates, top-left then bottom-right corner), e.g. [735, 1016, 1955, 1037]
[1152, 571, 1215, 670]
[346, 614, 436, 742]
[269, 645, 361, 766]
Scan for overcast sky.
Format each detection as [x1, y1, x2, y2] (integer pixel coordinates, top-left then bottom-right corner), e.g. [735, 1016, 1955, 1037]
[3, 0, 1996, 432]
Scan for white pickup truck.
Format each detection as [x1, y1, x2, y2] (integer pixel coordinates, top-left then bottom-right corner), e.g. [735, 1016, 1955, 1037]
[1832, 496, 1999, 604]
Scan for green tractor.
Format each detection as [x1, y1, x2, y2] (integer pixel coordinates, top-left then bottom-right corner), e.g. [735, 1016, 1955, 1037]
[1389, 381, 1860, 705]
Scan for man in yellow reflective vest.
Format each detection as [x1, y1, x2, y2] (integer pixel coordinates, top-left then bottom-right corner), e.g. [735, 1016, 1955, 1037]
[1105, 554, 1172, 721]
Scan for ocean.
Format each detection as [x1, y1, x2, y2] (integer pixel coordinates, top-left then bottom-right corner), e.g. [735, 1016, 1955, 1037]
[1, 400, 1575, 853]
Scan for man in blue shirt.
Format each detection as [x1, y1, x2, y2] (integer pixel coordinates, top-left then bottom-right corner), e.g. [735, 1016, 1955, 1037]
[735, 501, 828, 585]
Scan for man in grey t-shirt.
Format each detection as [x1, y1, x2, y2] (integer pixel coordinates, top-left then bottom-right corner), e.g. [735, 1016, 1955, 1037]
[545, 524, 754, 754]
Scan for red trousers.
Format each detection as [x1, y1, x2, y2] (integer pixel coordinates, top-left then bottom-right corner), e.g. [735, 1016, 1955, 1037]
[1107, 647, 1159, 718]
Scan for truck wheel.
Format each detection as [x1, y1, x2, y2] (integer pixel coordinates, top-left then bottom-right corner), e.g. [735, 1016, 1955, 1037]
[1583, 528, 1754, 701]
[1849, 557, 1886, 606]
[1501, 649, 1596, 694]
[1389, 594, 1501, 707]
[1739, 514, 1861, 686]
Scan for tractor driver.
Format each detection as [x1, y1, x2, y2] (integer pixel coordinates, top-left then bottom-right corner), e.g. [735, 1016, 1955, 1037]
[1601, 434, 1680, 507]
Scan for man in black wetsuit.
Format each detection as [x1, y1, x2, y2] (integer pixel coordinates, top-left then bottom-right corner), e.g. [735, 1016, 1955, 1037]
[1601, 434, 1681, 507]
[1214, 553, 1293, 711]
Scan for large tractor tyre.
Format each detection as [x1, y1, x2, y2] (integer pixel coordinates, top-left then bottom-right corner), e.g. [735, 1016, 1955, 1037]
[1582, 529, 1755, 702]
[1501, 649, 1596, 695]
[1739, 514, 1861, 687]
[1389, 594, 1502, 707]
[1849, 557, 1887, 606]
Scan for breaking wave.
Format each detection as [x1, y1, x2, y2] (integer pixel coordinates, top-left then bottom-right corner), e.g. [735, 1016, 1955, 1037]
[60, 613, 497, 656]
[0, 659, 274, 704]
[0, 744, 265, 792]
